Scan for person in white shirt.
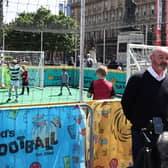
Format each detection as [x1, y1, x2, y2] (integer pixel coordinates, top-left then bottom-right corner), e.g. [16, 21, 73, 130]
[6, 59, 22, 103]
[86, 53, 94, 67]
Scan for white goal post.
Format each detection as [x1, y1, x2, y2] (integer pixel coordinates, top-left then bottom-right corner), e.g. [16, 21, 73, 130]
[0, 50, 44, 89]
[126, 44, 168, 82]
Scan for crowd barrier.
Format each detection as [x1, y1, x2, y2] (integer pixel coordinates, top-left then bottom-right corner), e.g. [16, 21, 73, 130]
[0, 99, 132, 168]
[88, 99, 133, 168]
[0, 104, 93, 168]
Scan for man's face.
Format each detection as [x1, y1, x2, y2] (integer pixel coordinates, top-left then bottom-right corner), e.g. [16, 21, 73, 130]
[151, 50, 168, 72]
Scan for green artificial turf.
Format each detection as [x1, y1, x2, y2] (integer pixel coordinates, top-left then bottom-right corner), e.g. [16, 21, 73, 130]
[0, 87, 91, 107]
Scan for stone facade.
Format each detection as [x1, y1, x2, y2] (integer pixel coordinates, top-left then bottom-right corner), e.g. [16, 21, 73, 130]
[69, 0, 158, 62]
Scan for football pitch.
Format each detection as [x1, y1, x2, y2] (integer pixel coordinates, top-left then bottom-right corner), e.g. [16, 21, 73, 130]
[0, 86, 91, 107]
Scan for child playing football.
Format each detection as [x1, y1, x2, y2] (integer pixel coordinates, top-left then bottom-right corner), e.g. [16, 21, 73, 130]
[58, 69, 72, 96]
[20, 65, 29, 95]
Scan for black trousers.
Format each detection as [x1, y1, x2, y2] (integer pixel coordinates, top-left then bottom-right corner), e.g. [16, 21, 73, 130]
[60, 83, 71, 94]
[131, 126, 161, 168]
[21, 82, 29, 95]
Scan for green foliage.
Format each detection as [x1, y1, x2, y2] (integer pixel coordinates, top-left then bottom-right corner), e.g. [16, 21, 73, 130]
[13, 13, 35, 27]
[4, 55, 13, 61]
[5, 7, 79, 53]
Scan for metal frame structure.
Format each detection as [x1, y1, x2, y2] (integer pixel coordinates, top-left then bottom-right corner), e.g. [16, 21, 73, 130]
[0, 50, 44, 89]
[126, 44, 168, 82]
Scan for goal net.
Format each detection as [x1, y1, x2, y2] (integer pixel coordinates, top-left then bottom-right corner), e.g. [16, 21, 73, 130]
[0, 50, 44, 89]
[126, 44, 168, 82]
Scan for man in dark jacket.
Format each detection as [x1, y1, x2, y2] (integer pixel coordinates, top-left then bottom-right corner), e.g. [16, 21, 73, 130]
[121, 47, 168, 168]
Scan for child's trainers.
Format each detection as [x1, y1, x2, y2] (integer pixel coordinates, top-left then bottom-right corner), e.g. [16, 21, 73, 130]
[6, 98, 11, 103]
[14, 99, 18, 103]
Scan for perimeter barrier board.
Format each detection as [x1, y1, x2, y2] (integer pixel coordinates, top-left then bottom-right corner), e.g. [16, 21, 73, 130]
[0, 66, 126, 94]
[88, 99, 133, 168]
[0, 104, 93, 168]
[43, 67, 126, 94]
[44, 67, 75, 87]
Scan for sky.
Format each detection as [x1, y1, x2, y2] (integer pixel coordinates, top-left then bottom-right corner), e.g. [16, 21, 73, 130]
[3, 0, 68, 23]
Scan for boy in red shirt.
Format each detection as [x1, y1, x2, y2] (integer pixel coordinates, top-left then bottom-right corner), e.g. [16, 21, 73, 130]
[87, 66, 115, 100]
[20, 65, 29, 95]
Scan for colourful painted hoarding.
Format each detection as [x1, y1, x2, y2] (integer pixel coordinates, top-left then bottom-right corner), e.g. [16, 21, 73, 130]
[73, 68, 126, 94]
[89, 100, 132, 168]
[0, 105, 86, 168]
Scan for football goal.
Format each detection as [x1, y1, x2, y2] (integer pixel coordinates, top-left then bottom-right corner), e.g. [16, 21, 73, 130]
[126, 44, 168, 82]
[0, 50, 44, 89]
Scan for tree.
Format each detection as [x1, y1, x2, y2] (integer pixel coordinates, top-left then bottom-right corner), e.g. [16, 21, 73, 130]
[5, 7, 79, 61]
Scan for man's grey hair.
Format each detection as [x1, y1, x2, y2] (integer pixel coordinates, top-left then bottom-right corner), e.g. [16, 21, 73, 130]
[151, 47, 168, 56]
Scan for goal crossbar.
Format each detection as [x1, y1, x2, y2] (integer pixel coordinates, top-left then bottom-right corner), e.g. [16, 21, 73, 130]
[128, 44, 168, 49]
[126, 44, 168, 82]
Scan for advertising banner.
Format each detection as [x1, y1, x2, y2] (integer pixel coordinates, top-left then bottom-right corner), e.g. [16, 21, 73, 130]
[90, 100, 132, 168]
[0, 105, 86, 168]
[44, 68, 74, 86]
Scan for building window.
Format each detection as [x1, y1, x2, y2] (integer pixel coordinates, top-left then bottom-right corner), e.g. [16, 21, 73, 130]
[105, 1, 108, 9]
[108, 12, 111, 21]
[135, 8, 139, 16]
[151, 5, 155, 15]
[93, 16, 96, 23]
[93, 4, 96, 10]
[143, 6, 146, 16]
[98, 2, 102, 11]
[105, 12, 107, 20]
[98, 31, 101, 40]
[100, 14, 102, 22]
[107, 30, 111, 39]
[118, 10, 121, 18]
[111, 11, 114, 21]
